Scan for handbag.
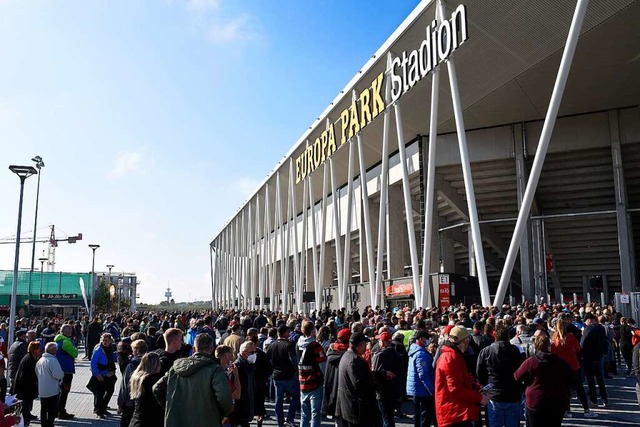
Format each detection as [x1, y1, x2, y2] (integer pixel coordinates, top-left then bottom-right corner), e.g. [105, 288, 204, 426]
[86, 376, 100, 394]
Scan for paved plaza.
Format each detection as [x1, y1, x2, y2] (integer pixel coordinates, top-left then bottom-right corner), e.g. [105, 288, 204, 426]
[22, 346, 639, 427]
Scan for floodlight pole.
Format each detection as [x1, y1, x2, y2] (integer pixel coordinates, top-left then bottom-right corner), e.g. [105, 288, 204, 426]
[8, 165, 37, 348]
[28, 156, 44, 294]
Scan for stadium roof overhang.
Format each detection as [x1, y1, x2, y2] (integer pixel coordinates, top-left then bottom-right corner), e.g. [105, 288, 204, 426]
[212, 0, 640, 244]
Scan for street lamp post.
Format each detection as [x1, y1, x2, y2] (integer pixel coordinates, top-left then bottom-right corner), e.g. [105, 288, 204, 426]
[8, 165, 38, 347]
[89, 244, 100, 318]
[28, 156, 45, 292]
[106, 265, 114, 313]
[39, 256, 48, 296]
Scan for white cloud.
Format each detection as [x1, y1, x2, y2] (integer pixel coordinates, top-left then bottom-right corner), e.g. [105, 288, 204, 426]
[206, 14, 259, 44]
[109, 151, 143, 178]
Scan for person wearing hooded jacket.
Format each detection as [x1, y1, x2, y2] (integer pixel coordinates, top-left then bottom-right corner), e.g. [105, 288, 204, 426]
[407, 330, 436, 427]
[514, 332, 572, 427]
[228, 341, 257, 427]
[153, 333, 233, 427]
[435, 325, 488, 427]
[55, 324, 78, 420]
[322, 328, 351, 417]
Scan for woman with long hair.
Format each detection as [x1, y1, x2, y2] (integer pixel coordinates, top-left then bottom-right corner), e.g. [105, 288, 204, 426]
[551, 316, 597, 418]
[316, 326, 331, 353]
[13, 342, 42, 426]
[515, 332, 572, 427]
[129, 352, 163, 427]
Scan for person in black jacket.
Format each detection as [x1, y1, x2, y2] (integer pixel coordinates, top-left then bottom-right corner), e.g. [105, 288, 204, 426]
[14, 342, 42, 426]
[335, 332, 380, 427]
[229, 341, 257, 427]
[391, 332, 409, 418]
[266, 325, 300, 427]
[476, 320, 523, 427]
[7, 329, 31, 393]
[322, 328, 350, 418]
[128, 352, 164, 427]
[581, 313, 609, 406]
[86, 318, 103, 360]
[117, 339, 147, 427]
[619, 317, 634, 376]
[372, 332, 402, 427]
[247, 332, 272, 427]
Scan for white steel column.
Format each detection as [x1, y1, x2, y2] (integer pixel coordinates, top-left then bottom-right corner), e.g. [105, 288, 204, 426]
[330, 158, 345, 308]
[268, 184, 277, 310]
[341, 137, 356, 309]
[437, 1, 490, 307]
[374, 54, 394, 308]
[393, 97, 422, 305]
[214, 245, 216, 310]
[282, 169, 293, 313]
[241, 209, 247, 308]
[308, 175, 321, 310]
[289, 160, 301, 313]
[261, 186, 270, 309]
[276, 172, 286, 311]
[252, 199, 259, 308]
[318, 163, 329, 308]
[494, 0, 590, 306]
[297, 172, 309, 313]
[357, 133, 376, 308]
[421, 70, 440, 308]
[220, 231, 229, 309]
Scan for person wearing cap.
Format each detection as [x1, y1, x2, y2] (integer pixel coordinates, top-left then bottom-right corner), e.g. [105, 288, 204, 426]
[266, 324, 300, 427]
[476, 320, 523, 427]
[435, 325, 488, 427]
[372, 331, 402, 427]
[335, 332, 380, 426]
[322, 328, 351, 418]
[407, 330, 436, 427]
[7, 328, 35, 393]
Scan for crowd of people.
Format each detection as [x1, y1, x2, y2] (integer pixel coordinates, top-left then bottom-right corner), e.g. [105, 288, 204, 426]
[0, 301, 638, 427]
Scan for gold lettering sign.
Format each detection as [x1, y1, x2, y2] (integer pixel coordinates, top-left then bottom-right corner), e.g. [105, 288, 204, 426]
[295, 71, 385, 184]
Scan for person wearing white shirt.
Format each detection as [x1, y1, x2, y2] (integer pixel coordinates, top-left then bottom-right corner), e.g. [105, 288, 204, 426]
[35, 342, 64, 427]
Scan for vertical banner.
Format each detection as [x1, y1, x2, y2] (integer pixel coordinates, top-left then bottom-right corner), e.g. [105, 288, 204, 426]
[439, 274, 451, 308]
[79, 277, 89, 312]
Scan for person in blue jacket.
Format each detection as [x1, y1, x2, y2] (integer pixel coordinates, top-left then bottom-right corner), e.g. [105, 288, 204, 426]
[407, 330, 436, 427]
[90, 333, 118, 418]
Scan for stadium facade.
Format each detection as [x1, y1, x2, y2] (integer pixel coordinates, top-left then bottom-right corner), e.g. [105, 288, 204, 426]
[209, 0, 640, 312]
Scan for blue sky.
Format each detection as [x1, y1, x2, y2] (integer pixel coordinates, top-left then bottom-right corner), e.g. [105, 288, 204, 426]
[0, 0, 419, 304]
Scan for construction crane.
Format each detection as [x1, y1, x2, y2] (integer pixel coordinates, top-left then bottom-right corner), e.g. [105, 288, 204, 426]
[0, 224, 82, 271]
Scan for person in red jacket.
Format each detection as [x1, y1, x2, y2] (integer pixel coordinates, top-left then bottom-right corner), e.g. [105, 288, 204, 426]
[435, 325, 488, 427]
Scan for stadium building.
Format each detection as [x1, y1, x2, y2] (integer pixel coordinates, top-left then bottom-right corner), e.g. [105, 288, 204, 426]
[209, 0, 640, 313]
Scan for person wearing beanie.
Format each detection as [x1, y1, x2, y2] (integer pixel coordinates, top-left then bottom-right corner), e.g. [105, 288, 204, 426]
[321, 328, 351, 417]
[435, 326, 488, 426]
